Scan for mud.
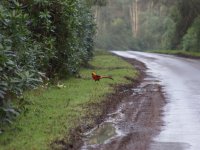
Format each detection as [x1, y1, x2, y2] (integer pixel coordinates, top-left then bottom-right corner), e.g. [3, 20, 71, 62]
[80, 58, 165, 150]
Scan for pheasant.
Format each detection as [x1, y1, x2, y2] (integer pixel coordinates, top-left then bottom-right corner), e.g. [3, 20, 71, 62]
[92, 72, 113, 81]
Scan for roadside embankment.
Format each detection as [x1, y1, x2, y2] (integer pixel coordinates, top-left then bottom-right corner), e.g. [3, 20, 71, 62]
[148, 50, 200, 59]
[0, 51, 138, 150]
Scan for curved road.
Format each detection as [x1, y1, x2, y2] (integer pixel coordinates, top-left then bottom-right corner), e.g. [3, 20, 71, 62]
[113, 51, 200, 150]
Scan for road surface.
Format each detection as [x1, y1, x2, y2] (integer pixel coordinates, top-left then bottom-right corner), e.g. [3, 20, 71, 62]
[113, 51, 200, 150]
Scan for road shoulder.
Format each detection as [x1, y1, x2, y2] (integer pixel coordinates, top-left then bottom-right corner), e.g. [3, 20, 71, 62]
[61, 56, 166, 150]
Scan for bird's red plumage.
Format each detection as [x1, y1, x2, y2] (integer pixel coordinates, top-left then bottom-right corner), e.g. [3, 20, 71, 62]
[92, 72, 113, 81]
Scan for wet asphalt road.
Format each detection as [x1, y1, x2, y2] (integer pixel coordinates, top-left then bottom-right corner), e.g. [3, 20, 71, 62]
[113, 51, 200, 150]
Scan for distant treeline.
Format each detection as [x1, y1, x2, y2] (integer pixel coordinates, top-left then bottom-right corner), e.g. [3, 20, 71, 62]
[95, 0, 200, 52]
[0, 0, 95, 126]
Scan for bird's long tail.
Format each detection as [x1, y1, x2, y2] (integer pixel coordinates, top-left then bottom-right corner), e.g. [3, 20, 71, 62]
[101, 76, 113, 80]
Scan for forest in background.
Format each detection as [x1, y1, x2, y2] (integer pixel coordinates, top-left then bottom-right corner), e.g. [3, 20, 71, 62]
[94, 0, 200, 51]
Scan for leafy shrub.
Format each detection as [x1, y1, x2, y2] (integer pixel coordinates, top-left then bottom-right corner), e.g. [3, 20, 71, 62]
[0, 0, 95, 127]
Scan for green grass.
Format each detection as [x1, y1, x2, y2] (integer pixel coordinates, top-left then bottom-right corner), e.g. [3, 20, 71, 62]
[0, 52, 138, 150]
[148, 50, 200, 58]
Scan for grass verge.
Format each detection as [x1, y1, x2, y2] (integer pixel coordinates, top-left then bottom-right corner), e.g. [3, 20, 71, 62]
[0, 52, 138, 150]
[148, 50, 200, 58]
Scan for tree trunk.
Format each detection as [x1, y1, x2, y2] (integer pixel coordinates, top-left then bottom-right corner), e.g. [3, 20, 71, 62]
[94, 5, 100, 35]
[129, 0, 139, 37]
[135, 0, 139, 37]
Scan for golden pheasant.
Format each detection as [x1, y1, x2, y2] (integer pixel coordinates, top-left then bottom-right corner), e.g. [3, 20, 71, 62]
[92, 72, 113, 81]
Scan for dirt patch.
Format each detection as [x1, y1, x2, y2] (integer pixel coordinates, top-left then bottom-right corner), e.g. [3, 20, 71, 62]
[51, 57, 165, 150]
[84, 83, 165, 150]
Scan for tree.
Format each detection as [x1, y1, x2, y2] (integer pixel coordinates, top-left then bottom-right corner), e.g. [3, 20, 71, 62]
[171, 0, 200, 49]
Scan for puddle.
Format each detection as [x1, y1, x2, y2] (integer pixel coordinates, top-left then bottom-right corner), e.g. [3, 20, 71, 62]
[86, 122, 117, 145]
[82, 104, 126, 149]
[81, 122, 122, 150]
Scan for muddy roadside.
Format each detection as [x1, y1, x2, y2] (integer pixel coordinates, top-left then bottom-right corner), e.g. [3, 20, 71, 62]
[51, 57, 165, 150]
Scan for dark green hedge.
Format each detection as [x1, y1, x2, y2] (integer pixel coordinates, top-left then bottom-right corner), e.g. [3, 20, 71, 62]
[0, 0, 95, 126]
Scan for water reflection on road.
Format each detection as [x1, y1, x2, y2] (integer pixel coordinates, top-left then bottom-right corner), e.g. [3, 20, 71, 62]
[113, 51, 200, 150]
